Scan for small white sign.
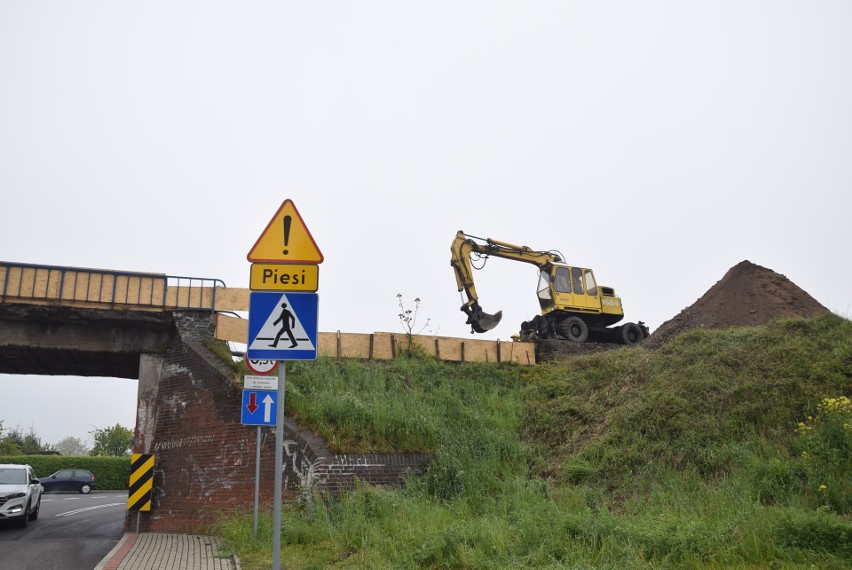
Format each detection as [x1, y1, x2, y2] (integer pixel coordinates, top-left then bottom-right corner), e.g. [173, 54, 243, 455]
[244, 375, 279, 391]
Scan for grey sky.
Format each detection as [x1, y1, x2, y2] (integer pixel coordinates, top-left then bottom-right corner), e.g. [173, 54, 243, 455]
[1, 2, 850, 446]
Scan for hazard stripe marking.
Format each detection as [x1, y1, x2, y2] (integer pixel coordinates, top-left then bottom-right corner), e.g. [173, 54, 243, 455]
[127, 453, 154, 511]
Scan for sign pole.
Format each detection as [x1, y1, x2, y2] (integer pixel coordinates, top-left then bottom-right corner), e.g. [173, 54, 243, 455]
[253, 425, 261, 539]
[272, 364, 286, 570]
[247, 200, 322, 570]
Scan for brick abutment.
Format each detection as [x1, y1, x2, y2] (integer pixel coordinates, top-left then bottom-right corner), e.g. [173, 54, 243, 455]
[131, 311, 431, 533]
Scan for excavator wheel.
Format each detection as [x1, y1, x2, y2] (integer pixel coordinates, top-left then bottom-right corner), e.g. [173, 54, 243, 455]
[619, 322, 644, 345]
[530, 315, 550, 338]
[558, 316, 589, 343]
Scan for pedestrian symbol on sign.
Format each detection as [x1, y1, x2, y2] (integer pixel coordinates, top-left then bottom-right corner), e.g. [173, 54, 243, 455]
[270, 303, 298, 348]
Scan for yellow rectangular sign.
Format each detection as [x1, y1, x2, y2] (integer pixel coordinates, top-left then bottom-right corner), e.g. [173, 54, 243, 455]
[250, 263, 319, 291]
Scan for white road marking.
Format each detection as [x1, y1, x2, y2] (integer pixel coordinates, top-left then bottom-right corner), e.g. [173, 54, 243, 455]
[56, 503, 125, 517]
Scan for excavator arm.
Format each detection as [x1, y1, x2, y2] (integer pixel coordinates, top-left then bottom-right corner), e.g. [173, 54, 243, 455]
[450, 231, 562, 334]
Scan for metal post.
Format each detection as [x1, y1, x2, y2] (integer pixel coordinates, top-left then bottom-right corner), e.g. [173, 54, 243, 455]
[253, 425, 261, 539]
[272, 364, 286, 570]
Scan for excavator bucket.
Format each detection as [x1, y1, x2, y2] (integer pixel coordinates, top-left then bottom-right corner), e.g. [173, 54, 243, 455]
[464, 305, 503, 334]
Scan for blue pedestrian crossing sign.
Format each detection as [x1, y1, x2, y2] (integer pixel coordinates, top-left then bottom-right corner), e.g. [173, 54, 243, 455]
[241, 389, 278, 426]
[246, 292, 319, 360]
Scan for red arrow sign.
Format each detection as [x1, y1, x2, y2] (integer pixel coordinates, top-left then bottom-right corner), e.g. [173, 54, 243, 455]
[246, 392, 259, 414]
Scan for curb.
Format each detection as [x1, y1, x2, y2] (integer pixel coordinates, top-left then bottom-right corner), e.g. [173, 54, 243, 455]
[94, 532, 137, 570]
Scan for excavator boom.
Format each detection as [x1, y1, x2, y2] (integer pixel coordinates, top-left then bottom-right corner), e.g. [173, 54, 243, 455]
[450, 231, 561, 334]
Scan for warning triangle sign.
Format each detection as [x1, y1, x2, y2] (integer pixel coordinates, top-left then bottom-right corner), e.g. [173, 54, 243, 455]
[247, 200, 324, 263]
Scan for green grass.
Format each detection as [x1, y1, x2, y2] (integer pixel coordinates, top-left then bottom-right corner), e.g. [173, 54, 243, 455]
[214, 313, 851, 568]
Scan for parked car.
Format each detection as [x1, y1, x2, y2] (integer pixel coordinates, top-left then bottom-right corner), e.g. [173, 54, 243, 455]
[40, 468, 96, 494]
[0, 463, 42, 527]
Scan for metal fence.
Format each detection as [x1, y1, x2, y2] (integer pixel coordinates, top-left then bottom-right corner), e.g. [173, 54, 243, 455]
[0, 262, 225, 312]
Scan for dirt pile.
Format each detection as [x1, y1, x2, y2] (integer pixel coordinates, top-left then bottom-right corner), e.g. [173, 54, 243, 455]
[642, 260, 830, 349]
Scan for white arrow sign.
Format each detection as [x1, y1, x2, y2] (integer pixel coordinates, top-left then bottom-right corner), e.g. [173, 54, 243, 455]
[262, 394, 275, 423]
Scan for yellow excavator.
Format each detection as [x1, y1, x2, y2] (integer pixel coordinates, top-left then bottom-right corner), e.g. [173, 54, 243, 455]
[450, 231, 648, 345]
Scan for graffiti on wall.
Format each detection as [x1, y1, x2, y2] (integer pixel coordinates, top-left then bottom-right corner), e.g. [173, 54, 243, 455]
[153, 434, 215, 452]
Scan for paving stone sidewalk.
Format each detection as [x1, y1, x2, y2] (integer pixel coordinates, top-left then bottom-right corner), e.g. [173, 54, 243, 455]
[95, 532, 239, 570]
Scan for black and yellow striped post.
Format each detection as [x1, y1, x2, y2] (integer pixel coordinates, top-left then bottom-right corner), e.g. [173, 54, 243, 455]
[127, 453, 154, 512]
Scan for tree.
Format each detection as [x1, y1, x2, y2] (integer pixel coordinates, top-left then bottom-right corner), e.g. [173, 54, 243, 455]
[0, 420, 21, 455]
[54, 436, 90, 456]
[0, 424, 52, 455]
[89, 424, 133, 457]
[21, 429, 50, 454]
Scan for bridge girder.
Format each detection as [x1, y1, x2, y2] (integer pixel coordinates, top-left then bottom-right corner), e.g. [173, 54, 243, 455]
[0, 303, 172, 378]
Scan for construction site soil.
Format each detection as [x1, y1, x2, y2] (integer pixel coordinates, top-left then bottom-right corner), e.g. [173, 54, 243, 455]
[537, 260, 831, 361]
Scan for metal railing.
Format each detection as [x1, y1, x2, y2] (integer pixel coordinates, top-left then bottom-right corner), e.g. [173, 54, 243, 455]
[0, 262, 226, 312]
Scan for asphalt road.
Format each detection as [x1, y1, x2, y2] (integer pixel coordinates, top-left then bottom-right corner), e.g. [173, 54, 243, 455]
[0, 491, 126, 570]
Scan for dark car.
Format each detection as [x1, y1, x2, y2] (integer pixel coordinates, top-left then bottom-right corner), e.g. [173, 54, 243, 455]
[40, 469, 96, 494]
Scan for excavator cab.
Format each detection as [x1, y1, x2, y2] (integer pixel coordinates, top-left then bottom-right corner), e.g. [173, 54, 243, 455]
[536, 270, 554, 311]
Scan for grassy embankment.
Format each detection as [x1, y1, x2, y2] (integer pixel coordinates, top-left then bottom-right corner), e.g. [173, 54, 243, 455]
[215, 314, 851, 569]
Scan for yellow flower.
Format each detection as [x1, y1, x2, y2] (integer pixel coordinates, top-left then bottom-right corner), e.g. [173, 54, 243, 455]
[817, 484, 828, 493]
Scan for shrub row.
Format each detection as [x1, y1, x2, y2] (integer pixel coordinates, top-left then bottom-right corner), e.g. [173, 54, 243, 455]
[0, 455, 131, 490]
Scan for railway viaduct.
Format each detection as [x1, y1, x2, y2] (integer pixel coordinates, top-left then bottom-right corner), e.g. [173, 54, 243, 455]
[0, 262, 533, 532]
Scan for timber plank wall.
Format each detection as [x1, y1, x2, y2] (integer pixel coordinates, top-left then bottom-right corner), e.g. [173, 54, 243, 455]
[215, 314, 536, 365]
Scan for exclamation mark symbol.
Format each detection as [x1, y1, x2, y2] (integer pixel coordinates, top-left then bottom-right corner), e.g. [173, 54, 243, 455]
[282, 215, 292, 256]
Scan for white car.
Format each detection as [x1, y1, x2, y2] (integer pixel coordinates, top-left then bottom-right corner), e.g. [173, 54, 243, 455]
[0, 464, 42, 528]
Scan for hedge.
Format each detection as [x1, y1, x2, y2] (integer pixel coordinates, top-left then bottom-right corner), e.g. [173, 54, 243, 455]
[0, 455, 131, 490]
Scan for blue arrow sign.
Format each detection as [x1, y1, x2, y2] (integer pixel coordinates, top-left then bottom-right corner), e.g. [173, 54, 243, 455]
[246, 292, 319, 360]
[241, 389, 278, 426]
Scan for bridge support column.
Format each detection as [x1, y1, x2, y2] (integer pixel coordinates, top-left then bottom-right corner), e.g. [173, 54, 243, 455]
[136, 353, 165, 453]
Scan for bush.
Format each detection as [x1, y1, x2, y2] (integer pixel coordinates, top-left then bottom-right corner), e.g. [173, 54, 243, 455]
[774, 509, 852, 558]
[748, 457, 803, 506]
[795, 396, 852, 513]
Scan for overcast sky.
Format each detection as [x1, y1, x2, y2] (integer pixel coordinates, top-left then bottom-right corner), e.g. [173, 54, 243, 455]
[1, 2, 850, 447]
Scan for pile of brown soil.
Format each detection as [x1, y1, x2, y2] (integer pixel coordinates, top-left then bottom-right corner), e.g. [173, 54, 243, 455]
[642, 260, 830, 349]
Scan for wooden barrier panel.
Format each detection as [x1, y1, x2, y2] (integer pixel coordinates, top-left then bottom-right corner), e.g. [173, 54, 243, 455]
[215, 314, 249, 343]
[211, 287, 250, 312]
[213, 315, 536, 365]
